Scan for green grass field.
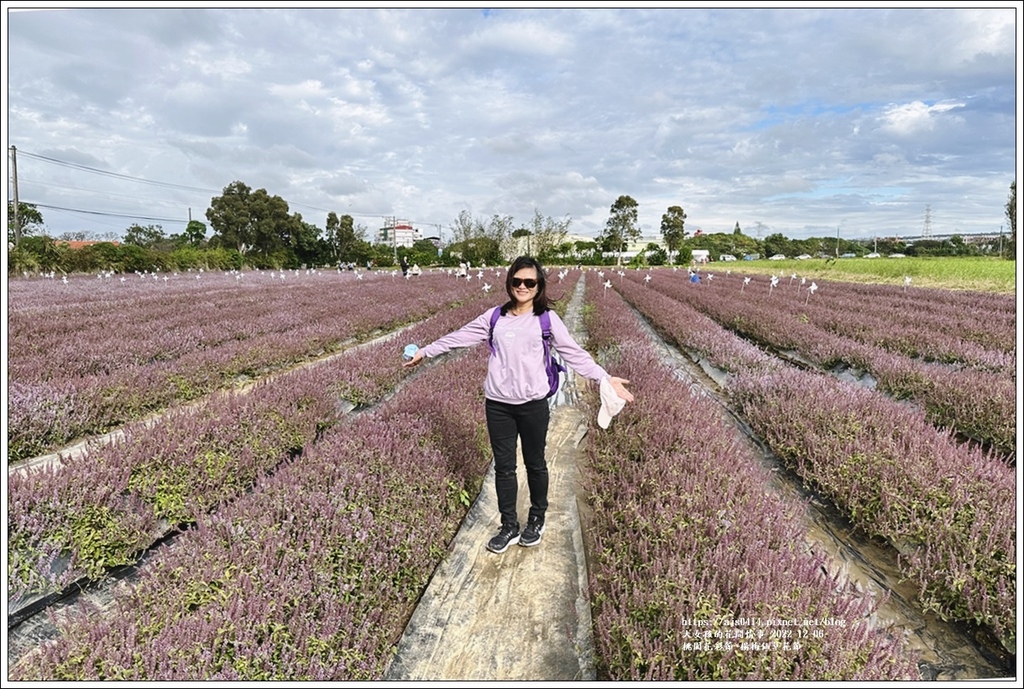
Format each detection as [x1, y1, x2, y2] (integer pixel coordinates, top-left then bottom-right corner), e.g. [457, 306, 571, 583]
[717, 256, 1018, 294]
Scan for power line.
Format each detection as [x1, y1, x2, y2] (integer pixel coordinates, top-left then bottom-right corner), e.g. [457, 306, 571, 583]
[29, 202, 189, 225]
[16, 150, 218, 194]
[14, 147, 453, 232]
[19, 175, 203, 211]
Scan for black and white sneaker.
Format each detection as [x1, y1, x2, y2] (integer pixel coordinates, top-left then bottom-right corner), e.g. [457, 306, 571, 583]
[519, 517, 545, 547]
[486, 524, 520, 553]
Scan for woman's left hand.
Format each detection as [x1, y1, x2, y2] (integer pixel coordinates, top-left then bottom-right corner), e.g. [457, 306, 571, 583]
[609, 376, 634, 403]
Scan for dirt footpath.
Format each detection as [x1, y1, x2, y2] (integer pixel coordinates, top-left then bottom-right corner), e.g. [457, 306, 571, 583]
[383, 400, 596, 681]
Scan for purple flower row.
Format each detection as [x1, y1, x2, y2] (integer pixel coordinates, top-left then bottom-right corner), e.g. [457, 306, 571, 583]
[577, 276, 920, 680]
[632, 268, 1014, 367]
[774, 273, 1013, 371]
[7, 271, 483, 463]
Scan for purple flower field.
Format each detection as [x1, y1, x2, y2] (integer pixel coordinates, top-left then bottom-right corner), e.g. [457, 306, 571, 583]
[618, 268, 1016, 460]
[578, 275, 920, 680]
[6, 266, 1013, 679]
[7, 269, 486, 462]
[605, 268, 1015, 654]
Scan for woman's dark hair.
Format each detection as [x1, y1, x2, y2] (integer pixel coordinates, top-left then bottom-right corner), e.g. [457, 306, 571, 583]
[501, 255, 555, 315]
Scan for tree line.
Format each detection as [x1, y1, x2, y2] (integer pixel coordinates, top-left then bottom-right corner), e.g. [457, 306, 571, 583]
[7, 180, 1016, 275]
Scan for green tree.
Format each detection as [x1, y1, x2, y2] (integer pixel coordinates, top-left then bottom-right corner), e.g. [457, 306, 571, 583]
[288, 215, 323, 267]
[485, 214, 515, 263]
[659, 205, 687, 263]
[325, 212, 363, 264]
[448, 209, 480, 247]
[123, 223, 166, 248]
[520, 209, 571, 263]
[71, 241, 123, 273]
[734, 222, 742, 235]
[601, 195, 640, 266]
[12, 235, 62, 273]
[762, 232, 792, 259]
[906, 239, 947, 257]
[7, 201, 44, 245]
[324, 212, 342, 263]
[347, 238, 374, 267]
[8, 244, 40, 274]
[402, 239, 441, 268]
[182, 220, 207, 247]
[444, 211, 508, 266]
[206, 181, 296, 265]
[873, 237, 907, 255]
[644, 242, 667, 266]
[370, 242, 396, 268]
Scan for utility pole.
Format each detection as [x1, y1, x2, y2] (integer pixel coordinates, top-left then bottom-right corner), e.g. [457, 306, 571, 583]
[10, 145, 20, 248]
[835, 223, 840, 258]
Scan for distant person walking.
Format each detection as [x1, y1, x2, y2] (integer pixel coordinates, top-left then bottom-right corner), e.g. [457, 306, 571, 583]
[404, 256, 634, 553]
[400, 255, 410, 277]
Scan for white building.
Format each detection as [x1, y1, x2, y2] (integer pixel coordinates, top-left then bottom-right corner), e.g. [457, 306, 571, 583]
[375, 220, 422, 248]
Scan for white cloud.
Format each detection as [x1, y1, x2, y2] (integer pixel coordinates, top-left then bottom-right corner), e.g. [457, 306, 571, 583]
[460, 18, 574, 58]
[4, 6, 1017, 241]
[186, 51, 252, 79]
[879, 100, 966, 136]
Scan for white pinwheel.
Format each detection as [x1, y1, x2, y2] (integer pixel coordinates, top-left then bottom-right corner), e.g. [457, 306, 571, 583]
[805, 281, 819, 305]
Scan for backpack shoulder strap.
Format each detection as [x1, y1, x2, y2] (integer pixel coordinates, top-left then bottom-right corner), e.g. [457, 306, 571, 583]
[538, 310, 565, 385]
[539, 310, 560, 363]
[539, 310, 553, 340]
[487, 306, 502, 355]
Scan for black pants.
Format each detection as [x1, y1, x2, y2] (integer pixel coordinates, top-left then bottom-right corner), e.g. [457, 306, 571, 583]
[485, 398, 550, 529]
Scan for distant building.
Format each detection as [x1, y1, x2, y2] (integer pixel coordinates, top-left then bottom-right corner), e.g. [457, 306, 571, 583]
[375, 220, 422, 248]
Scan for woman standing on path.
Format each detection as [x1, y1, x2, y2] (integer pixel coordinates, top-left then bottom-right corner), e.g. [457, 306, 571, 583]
[403, 256, 634, 553]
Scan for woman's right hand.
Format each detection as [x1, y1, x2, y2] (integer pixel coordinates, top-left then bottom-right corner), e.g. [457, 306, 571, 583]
[403, 351, 424, 368]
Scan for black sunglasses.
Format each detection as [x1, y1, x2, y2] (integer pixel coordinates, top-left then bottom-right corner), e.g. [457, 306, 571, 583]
[511, 278, 539, 289]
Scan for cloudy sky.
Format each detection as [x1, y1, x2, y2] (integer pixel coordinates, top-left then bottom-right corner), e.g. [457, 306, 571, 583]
[4, 3, 1019, 245]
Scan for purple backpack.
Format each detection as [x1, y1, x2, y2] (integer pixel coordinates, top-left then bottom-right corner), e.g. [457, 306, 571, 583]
[488, 307, 565, 398]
